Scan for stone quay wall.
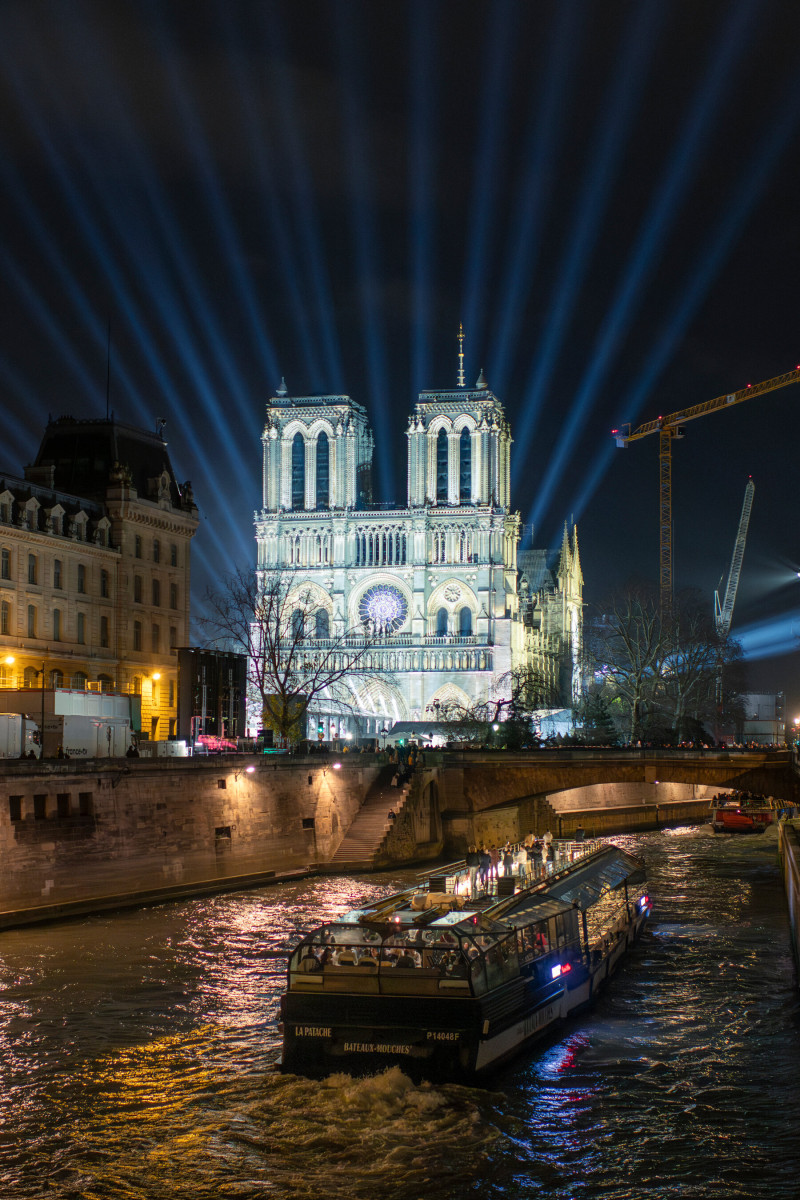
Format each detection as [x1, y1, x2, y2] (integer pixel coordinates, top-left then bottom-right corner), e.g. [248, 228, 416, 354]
[779, 819, 800, 985]
[0, 756, 379, 928]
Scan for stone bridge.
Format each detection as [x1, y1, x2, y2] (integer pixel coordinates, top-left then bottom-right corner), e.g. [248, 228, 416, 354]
[398, 748, 800, 854]
[430, 747, 799, 813]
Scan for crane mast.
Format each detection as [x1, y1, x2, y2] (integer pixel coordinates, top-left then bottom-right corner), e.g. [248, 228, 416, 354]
[714, 478, 755, 639]
[613, 367, 800, 614]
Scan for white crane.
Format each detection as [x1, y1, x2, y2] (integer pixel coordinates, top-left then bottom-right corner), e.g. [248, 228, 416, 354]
[714, 478, 755, 639]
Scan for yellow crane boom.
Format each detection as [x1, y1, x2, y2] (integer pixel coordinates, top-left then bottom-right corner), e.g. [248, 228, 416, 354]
[612, 366, 800, 614]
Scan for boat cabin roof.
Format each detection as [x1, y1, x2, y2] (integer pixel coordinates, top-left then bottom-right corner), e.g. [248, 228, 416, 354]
[328, 845, 643, 941]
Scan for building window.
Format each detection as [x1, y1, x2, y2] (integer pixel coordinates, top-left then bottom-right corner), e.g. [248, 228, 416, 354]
[169, 679, 175, 706]
[53, 609, 61, 641]
[436, 429, 448, 502]
[57, 793, 70, 819]
[153, 539, 160, 563]
[98, 674, 113, 692]
[152, 578, 160, 606]
[459, 427, 471, 501]
[71, 672, 88, 690]
[132, 675, 142, 695]
[74, 519, 84, 542]
[169, 625, 177, 650]
[316, 432, 329, 508]
[34, 794, 47, 820]
[54, 558, 62, 589]
[28, 554, 37, 584]
[151, 624, 160, 653]
[291, 609, 304, 640]
[1, 548, 9, 580]
[51, 669, 63, 688]
[291, 432, 305, 510]
[134, 575, 142, 603]
[9, 796, 22, 822]
[1, 601, 9, 636]
[436, 607, 448, 636]
[27, 605, 36, 638]
[459, 606, 472, 635]
[135, 535, 142, 558]
[133, 621, 142, 651]
[100, 569, 109, 598]
[100, 615, 109, 648]
[0, 503, 9, 523]
[170, 582, 178, 609]
[315, 610, 329, 639]
[77, 612, 86, 644]
[77, 563, 86, 593]
[170, 544, 178, 567]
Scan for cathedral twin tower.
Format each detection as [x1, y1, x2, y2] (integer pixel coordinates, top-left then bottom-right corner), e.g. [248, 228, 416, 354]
[255, 360, 582, 738]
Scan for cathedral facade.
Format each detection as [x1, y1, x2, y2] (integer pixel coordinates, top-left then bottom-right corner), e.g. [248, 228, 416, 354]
[253, 369, 583, 739]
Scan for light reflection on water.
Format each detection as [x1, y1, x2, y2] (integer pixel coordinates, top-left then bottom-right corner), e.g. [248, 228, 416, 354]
[0, 830, 799, 1199]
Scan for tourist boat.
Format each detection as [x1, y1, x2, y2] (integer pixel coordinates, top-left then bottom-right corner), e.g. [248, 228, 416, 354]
[710, 793, 775, 834]
[280, 841, 652, 1082]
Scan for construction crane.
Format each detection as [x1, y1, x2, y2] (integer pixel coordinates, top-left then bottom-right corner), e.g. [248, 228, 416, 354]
[612, 366, 800, 614]
[714, 478, 755, 639]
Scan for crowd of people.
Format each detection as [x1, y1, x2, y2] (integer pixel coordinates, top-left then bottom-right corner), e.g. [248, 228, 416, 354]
[465, 831, 563, 899]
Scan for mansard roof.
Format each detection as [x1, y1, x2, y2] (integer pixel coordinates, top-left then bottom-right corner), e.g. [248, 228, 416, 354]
[31, 415, 187, 507]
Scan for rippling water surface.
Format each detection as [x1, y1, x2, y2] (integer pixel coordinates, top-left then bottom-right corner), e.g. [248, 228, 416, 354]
[1, 828, 798, 1199]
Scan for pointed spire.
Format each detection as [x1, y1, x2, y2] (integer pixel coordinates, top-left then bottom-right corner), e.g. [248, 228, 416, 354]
[457, 324, 465, 388]
[476, 367, 488, 390]
[572, 524, 584, 585]
[558, 521, 572, 578]
[276, 377, 288, 397]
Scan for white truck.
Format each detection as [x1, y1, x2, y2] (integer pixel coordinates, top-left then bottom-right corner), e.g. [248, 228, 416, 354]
[43, 715, 132, 758]
[0, 713, 41, 758]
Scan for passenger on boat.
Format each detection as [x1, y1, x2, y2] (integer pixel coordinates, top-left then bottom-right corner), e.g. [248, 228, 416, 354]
[479, 845, 490, 889]
[515, 846, 528, 884]
[298, 947, 322, 972]
[502, 844, 514, 877]
[489, 845, 500, 882]
[466, 845, 480, 897]
[395, 950, 419, 969]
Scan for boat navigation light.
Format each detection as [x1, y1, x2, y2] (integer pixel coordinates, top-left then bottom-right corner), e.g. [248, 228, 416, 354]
[639, 895, 650, 910]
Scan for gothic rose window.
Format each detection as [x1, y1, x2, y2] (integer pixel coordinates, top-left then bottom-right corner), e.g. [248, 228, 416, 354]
[359, 584, 408, 634]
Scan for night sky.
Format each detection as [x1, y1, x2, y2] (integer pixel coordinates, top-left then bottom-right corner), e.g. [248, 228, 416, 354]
[2, 1, 799, 711]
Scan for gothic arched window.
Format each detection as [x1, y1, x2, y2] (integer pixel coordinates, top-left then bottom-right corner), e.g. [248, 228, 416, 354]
[436, 607, 448, 636]
[459, 607, 472, 635]
[316, 432, 329, 508]
[459, 427, 471, 501]
[291, 433, 305, 510]
[315, 610, 330, 639]
[291, 608, 304, 640]
[436, 429, 448, 503]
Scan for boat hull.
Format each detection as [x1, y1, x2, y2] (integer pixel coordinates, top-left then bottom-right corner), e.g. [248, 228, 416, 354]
[281, 911, 649, 1082]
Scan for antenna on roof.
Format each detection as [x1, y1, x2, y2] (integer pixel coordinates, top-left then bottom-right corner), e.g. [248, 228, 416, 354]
[457, 324, 465, 388]
[106, 318, 111, 419]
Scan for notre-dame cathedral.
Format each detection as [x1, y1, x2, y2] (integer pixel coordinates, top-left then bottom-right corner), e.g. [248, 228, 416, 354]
[254, 351, 583, 740]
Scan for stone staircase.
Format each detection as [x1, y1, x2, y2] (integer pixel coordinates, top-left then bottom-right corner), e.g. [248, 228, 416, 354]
[326, 764, 412, 871]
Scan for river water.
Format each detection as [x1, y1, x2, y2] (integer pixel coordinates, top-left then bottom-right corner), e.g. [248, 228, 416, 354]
[1, 826, 798, 1200]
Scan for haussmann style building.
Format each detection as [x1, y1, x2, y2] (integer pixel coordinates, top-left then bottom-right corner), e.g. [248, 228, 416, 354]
[0, 416, 199, 744]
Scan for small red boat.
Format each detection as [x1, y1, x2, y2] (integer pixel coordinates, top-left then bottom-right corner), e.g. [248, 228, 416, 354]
[710, 792, 775, 834]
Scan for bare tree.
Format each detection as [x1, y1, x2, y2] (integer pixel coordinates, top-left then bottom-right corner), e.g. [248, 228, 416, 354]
[588, 586, 746, 744]
[200, 566, 387, 745]
[589, 588, 666, 743]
